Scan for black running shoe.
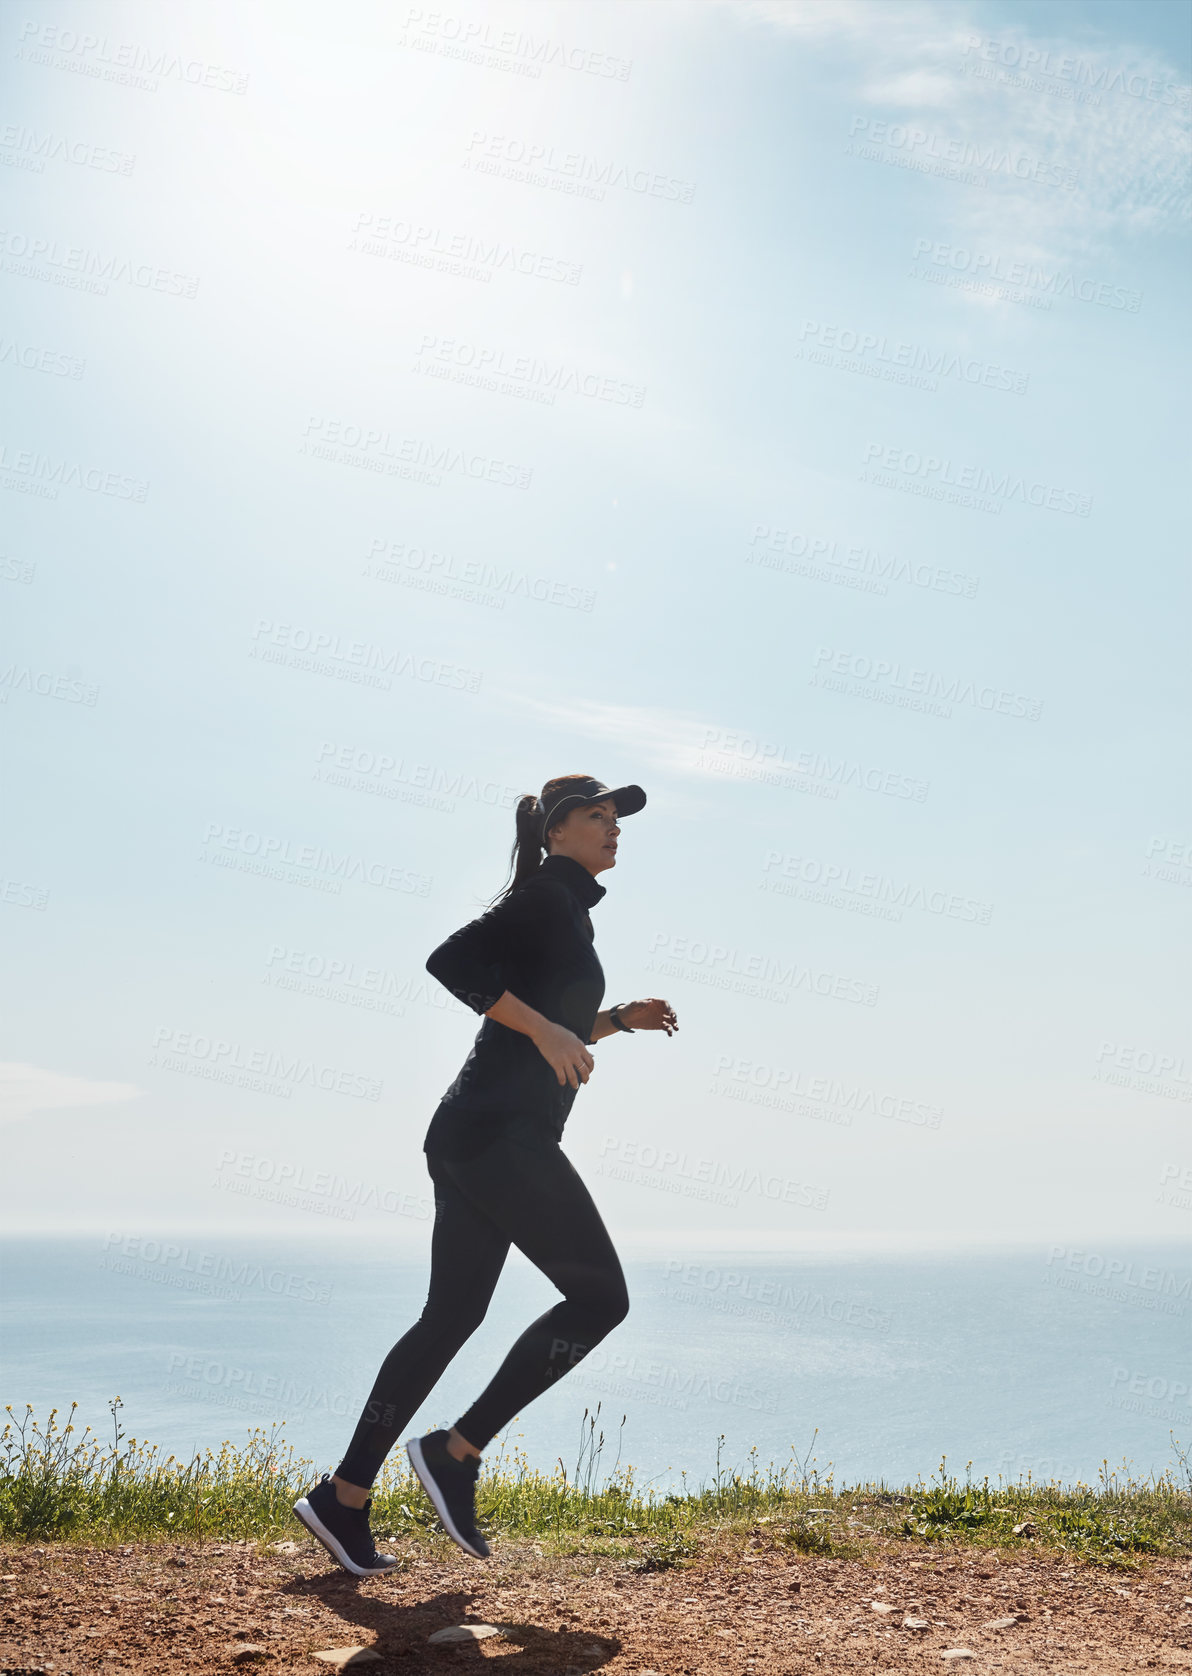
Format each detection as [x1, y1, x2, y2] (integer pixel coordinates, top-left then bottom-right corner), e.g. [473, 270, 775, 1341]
[292, 1473, 401, 1578]
[405, 1430, 490, 1558]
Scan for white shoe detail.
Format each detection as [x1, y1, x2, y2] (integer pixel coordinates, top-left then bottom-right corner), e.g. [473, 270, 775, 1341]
[405, 1435, 488, 1559]
[292, 1493, 396, 1577]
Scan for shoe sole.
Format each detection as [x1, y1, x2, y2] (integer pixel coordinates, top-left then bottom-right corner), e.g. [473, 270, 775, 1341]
[292, 1495, 398, 1578]
[405, 1435, 489, 1559]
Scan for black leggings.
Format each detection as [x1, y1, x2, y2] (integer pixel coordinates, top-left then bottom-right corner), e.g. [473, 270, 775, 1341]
[334, 1129, 629, 1489]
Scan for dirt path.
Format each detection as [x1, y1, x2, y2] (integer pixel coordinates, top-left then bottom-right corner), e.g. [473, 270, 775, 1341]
[3, 1535, 1190, 1673]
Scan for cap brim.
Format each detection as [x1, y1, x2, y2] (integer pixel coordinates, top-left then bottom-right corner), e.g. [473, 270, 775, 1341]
[608, 784, 646, 818]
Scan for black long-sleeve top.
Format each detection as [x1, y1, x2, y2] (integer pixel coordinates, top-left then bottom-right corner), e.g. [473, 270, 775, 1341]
[422, 853, 607, 1158]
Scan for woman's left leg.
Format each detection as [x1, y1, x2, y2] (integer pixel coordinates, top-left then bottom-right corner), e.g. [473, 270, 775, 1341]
[332, 1151, 512, 1492]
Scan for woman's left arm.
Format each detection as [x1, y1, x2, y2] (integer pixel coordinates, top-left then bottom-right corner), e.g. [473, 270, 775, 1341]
[590, 998, 678, 1042]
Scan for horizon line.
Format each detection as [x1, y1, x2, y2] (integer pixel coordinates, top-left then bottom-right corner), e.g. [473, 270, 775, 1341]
[3, 1223, 1191, 1255]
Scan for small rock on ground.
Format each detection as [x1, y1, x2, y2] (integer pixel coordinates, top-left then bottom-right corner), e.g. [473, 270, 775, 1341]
[427, 1622, 506, 1643]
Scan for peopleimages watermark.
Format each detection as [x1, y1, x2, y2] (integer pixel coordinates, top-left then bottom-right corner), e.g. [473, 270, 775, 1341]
[1143, 837, 1192, 890]
[463, 129, 692, 203]
[796, 319, 1028, 395]
[760, 848, 993, 926]
[263, 941, 471, 1020]
[696, 728, 930, 804]
[860, 441, 1092, 517]
[846, 116, 1078, 190]
[164, 1353, 355, 1418]
[810, 645, 1043, 722]
[99, 1233, 332, 1304]
[213, 1149, 432, 1223]
[909, 239, 1142, 314]
[315, 741, 521, 816]
[662, 1259, 893, 1335]
[413, 333, 646, 409]
[709, 1055, 942, 1129]
[746, 523, 979, 601]
[596, 1134, 830, 1211]
[1044, 1246, 1189, 1316]
[14, 19, 250, 94]
[1, 553, 36, 584]
[958, 52, 1102, 109]
[364, 536, 595, 613]
[0, 122, 136, 176]
[0, 336, 85, 379]
[396, 10, 632, 82]
[1158, 1162, 1192, 1213]
[1093, 1042, 1192, 1104]
[574, 1349, 779, 1415]
[0, 441, 147, 503]
[250, 617, 482, 694]
[1107, 1367, 1192, 1428]
[0, 663, 98, 706]
[995, 1447, 1074, 1484]
[349, 214, 581, 287]
[301, 416, 532, 491]
[958, 35, 1189, 107]
[0, 227, 199, 298]
[149, 1026, 383, 1102]
[198, 822, 432, 898]
[0, 871, 49, 911]
[907, 255, 1052, 313]
[644, 930, 879, 1008]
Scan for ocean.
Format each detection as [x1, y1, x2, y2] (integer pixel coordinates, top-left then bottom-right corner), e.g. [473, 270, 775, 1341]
[2, 1236, 1188, 1497]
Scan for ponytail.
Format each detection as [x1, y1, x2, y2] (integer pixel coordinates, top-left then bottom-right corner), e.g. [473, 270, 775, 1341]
[486, 794, 546, 907]
[485, 772, 596, 907]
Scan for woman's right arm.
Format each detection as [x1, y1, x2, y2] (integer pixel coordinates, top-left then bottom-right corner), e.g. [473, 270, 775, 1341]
[424, 892, 523, 1017]
[425, 890, 595, 1089]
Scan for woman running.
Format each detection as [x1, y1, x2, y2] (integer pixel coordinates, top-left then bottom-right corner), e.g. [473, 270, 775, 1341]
[293, 772, 679, 1575]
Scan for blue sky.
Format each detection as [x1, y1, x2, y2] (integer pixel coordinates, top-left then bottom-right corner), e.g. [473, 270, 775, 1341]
[2, 0, 1189, 1247]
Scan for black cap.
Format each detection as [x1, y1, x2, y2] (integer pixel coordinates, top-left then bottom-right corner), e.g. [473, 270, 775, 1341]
[539, 777, 646, 835]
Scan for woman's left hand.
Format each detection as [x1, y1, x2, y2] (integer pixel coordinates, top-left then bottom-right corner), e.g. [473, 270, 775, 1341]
[617, 998, 678, 1036]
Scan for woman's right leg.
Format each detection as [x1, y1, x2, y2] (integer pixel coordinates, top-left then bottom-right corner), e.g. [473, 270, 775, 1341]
[333, 1152, 512, 1493]
[438, 1133, 630, 1454]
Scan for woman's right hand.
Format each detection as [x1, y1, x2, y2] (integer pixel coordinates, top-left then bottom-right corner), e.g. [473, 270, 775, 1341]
[531, 1020, 595, 1090]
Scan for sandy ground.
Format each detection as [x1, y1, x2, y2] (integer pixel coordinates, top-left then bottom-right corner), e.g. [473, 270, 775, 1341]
[2, 1533, 1191, 1674]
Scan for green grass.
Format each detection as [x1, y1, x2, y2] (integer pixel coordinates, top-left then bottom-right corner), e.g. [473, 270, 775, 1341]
[2, 1400, 1189, 1572]
[895, 1456, 1172, 1563]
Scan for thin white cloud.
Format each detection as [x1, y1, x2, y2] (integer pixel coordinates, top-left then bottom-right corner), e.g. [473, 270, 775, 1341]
[490, 689, 719, 775]
[0, 1062, 143, 1125]
[490, 690, 865, 800]
[729, 0, 1190, 265]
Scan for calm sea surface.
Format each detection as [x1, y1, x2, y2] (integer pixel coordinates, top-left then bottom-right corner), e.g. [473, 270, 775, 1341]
[2, 1237, 1188, 1496]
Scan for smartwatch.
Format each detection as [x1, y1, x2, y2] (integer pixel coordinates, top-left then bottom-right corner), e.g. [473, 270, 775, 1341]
[609, 1004, 634, 1033]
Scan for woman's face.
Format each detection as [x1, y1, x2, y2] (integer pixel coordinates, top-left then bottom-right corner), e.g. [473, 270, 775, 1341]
[546, 797, 621, 875]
